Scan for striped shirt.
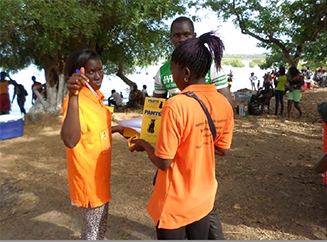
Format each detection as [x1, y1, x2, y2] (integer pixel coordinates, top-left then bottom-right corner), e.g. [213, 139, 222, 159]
[154, 60, 228, 98]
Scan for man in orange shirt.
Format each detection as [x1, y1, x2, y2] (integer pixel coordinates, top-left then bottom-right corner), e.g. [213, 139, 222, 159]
[0, 72, 17, 114]
[130, 32, 234, 239]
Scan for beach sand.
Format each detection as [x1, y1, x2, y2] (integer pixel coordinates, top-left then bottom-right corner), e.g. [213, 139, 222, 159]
[0, 87, 326, 240]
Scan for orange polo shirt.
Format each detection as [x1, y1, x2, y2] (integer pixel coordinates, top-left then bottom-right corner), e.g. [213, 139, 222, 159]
[61, 87, 112, 208]
[148, 84, 234, 229]
[0, 81, 9, 94]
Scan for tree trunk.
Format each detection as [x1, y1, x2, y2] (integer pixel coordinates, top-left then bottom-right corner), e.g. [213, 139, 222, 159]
[116, 58, 136, 87]
[27, 60, 67, 118]
[27, 78, 66, 116]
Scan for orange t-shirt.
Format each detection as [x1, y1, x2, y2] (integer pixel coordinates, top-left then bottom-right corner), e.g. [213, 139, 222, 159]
[61, 87, 112, 208]
[148, 84, 234, 229]
[0, 81, 9, 94]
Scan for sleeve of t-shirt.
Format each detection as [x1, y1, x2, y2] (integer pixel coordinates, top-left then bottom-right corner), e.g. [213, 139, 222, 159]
[210, 64, 228, 90]
[214, 106, 234, 149]
[154, 68, 167, 95]
[155, 105, 181, 159]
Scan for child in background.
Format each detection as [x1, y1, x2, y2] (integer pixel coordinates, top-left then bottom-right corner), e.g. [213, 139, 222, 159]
[60, 48, 124, 240]
[130, 32, 234, 239]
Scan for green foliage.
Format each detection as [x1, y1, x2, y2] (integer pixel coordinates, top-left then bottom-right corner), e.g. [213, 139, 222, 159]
[223, 54, 265, 60]
[202, 0, 327, 68]
[249, 59, 264, 68]
[302, 31, 327, 69]
[222, 58, 245, 67]
[0, 0, 189, 84]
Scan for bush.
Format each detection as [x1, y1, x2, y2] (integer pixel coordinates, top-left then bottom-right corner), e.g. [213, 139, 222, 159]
[222, 58, 245, 67]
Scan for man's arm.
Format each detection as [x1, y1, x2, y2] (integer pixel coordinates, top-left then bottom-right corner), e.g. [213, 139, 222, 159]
[153, 92, 167, 99]
[153, 67, 168, 99]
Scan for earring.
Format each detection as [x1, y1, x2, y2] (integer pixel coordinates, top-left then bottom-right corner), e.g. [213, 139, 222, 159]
[184, 78, 188, 83]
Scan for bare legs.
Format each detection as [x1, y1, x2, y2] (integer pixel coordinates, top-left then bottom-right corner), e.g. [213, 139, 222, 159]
[287, 100, 302, 120]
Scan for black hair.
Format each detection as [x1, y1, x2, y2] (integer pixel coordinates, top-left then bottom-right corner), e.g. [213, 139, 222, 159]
[111, 89, 116, 94]
[279, 66, 285, 75]
[170, 16, 194, 33]
[143, 84, 147, 89]
[171, 31, 224, 79]
[64, 48, 102, 81]
[289, 67, 299, 76]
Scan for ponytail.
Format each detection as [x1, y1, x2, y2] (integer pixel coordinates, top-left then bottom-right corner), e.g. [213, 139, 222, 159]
[171, 31, 224, 79]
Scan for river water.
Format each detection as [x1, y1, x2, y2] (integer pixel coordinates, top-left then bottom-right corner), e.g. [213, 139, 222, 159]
[7, 60, 268, 116]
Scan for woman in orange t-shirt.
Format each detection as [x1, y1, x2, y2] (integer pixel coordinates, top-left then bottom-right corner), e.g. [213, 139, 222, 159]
[130, 32, 234, 239]
[61, 48, 124, 240]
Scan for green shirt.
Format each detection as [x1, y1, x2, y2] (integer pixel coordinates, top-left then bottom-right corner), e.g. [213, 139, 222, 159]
[276, 75, 287, 91]
[154, 60, 228, 98]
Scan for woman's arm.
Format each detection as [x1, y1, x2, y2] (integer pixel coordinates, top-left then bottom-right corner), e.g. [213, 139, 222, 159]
[215, 146, 229, 156]
[60, 69, 88, 148]
[60, 94, 81, 148]
[111, 125, 124, 135]
[130, 138, 173, 171]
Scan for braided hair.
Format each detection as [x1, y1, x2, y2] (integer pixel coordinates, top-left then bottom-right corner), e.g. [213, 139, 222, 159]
[171, 31, 224, 79]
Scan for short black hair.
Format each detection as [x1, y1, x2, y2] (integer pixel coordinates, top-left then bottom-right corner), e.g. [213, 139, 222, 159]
[289, 67, 299, 76]
[170, 16, 194, 33]
[279, 66, 285, 75]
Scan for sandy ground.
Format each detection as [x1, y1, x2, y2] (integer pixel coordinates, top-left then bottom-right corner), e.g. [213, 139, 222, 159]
[0, 87, 327, 240]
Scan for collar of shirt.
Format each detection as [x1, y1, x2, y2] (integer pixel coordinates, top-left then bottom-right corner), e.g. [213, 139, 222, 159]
[181, 84, 216, 94]
[80, 86, 104, 103]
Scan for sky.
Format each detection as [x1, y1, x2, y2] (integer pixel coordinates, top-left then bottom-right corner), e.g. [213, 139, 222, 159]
[171, 8, 265, 55]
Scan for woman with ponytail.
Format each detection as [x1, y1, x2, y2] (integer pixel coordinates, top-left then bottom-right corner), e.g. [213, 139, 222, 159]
[130, 32, 234, 239]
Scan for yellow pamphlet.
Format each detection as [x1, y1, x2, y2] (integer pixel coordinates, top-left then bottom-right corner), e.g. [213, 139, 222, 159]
[140, 97, 166, 147]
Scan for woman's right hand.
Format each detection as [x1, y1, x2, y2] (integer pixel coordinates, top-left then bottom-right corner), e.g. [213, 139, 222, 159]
[66, 67, 89, 96]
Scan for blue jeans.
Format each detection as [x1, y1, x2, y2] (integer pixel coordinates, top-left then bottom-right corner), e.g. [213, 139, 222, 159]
[275, 90, 285, 115]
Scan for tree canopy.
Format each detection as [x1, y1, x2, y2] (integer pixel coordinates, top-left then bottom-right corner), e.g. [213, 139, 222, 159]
[0, 0, 188, 87]
[0, 0, 189, 115]
[201, 0, 327, 69]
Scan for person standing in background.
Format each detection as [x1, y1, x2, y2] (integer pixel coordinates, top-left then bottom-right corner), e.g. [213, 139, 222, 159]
[287, 67, 304, 120]
[0, 71, 17, 115]
[153, 16, 232, 106]
[274, 66, 287, 115]
[142, 84, 149, 98]
[31, 76, 43, 104]
[249, 72, 257, 91]
[12, 83, 28, 115]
